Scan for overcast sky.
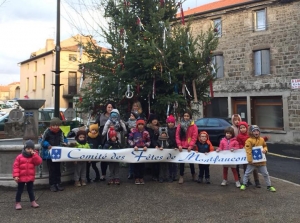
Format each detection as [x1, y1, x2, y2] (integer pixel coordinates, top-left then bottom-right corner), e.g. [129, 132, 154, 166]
[0, 0, 217, 86]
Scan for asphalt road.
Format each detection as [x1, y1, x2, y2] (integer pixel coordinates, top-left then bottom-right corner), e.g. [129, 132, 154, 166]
[266, 155, 300, 185]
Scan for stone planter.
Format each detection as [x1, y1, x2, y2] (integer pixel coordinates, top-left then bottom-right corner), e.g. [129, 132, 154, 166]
[0, 142, 74, 188]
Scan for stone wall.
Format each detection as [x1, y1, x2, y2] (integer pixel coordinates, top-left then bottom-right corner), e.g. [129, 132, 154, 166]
[189, 0, 300, 139]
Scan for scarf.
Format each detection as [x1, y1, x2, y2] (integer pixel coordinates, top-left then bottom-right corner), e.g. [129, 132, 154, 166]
[77, 139, 87, 145]
[49, 126, 60, 133]
[88, 131, 99, 139]
[180, 119, 192, 133]
[22, 148, 32, 158]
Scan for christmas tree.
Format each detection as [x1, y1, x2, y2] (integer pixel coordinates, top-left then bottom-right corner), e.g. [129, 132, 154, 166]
[79, 0, 219, 122]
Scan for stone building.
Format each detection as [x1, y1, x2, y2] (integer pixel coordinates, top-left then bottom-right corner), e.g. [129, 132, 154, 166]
[183, 0, 300, 143]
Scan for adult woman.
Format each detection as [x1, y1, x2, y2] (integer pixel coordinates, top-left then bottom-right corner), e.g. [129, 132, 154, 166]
[175, 110, 198, 184]
[94, 101, 115, 181]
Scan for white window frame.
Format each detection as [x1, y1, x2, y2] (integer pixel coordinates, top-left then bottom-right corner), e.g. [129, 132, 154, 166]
[254, 49, 270, 76]
[213, 18, 222, 37]
[254, 9, 267, 31]
[212, 55, 224, 78]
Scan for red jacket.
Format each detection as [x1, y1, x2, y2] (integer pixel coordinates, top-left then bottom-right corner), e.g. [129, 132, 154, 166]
[12, 152, 42, 183]
[218, 137, 239, 151]
[175, 121, 198, 149]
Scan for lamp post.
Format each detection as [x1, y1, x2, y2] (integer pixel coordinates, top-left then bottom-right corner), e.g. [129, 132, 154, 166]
[52, 0, 63, 118]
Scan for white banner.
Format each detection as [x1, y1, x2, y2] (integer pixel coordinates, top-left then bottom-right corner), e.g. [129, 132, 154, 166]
[50, 147, 266, 165]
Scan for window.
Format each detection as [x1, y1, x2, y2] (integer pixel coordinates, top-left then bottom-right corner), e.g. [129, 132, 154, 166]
[204, 98, 228, 118]
[207, 118, 220, 127]
[26, 78, 29, 91]
[34, 61, 37, 72]
[27, 63, 29, 70]
[254, 9, 266, 31]
[68, 72, 77, 95]
[254, 50, 270, 76]
[33, 76, 37, 91]
[42, 74, 45, 89]
[212, 55, 224, 78]
[251, 97, 283, 130]
[43, 58, 46, 65]
[69, 54, 77, 62]
[213, 18, 222, 37]
[195, 118, 207, 127]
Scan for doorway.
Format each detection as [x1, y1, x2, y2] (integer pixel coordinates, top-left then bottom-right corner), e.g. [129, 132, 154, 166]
[232, 98, 247, 122]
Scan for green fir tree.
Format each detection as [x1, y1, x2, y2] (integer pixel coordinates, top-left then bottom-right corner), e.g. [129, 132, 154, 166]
[79, 0, 219, 122]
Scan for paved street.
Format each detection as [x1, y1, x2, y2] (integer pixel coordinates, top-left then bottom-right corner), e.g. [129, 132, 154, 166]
[0, 163, 300, 223]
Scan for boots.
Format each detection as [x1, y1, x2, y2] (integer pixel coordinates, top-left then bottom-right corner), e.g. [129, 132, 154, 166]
[50, 184, 58, 192]
[15, 202, 22, 210]
[178, 176, 184, 184]
[205, 178, 211, 184]
[56, 184, 64, 191]
[255, 180, 261, 188]
[31, 201, 39, 208]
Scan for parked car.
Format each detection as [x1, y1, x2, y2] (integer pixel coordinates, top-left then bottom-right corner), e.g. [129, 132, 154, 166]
[194, 118, 232, 146]
[0, 113, 9, 131]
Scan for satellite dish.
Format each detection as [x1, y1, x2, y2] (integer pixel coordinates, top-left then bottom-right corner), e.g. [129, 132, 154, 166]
[64, 108, 76, 121]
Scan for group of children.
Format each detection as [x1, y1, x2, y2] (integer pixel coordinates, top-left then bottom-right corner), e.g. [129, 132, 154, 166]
[12, 112, 276, 210]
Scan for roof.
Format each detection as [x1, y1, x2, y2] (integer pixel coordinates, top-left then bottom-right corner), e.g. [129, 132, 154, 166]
[181, 0, 254, 17]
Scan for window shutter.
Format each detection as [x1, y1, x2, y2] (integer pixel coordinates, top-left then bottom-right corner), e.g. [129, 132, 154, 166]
[216, 56, 224, 78]
[254, 51, 262, 76]
[261, 50, 270, 75]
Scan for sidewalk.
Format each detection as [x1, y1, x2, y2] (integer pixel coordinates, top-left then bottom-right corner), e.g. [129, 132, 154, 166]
[0, 165, 299, 222]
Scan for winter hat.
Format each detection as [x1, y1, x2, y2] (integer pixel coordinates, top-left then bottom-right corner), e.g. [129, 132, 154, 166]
[166, 115, 175, 123]
[131, 110, 139, 119]
[24, 139, 35, 149]
[250, 125, 260, 132]
[136, 119, 145, 127]
[75, 130, 87, 140]
[50, 117, 62, 126]
[108, 128, 117, 139]
[148, 113, 158, 124]
[89, 123, 99, 132]
[238, 121, 248, 129]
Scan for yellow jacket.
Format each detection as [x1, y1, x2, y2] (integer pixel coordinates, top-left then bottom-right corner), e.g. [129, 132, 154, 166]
[244, 136, 267, 166]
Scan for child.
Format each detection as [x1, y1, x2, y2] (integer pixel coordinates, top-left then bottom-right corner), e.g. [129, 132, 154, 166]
[236, 121, 261, 187]
[72, 130, 90, 187]
[231, 114, 242, 137]
[86, 123, 101, 182]
[103, 127, 123, 185]
[102, 109, 127, 143]
[166, 115, 178, 182]
[126, 111, 138, 133]
[128, 119, 151, 185]
[175, 110, 198, 184]
[13, 140, 42, 210]
[240, 125, 276, 192]
[155, 128, 169, 183]
[146, 113, 160, 181]
[216, 127, 241, 188]
[41, 117, 67, 192]
[194, 131, 214, 184]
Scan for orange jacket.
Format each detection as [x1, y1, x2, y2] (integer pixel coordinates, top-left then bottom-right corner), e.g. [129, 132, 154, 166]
[194, 131, 214, 152]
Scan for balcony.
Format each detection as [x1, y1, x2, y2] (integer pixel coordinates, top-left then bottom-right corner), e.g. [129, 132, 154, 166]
[62, 85, 77, 99]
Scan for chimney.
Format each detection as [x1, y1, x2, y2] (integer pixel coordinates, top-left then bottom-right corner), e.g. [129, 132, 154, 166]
[46, 39, 54, 51]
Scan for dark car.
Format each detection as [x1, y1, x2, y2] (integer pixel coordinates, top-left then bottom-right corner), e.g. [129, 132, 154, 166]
[195, 118, 232, 146]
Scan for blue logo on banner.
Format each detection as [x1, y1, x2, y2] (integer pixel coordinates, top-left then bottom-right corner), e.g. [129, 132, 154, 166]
[51, 149, 62, 160]
[252, 148, 263, 161]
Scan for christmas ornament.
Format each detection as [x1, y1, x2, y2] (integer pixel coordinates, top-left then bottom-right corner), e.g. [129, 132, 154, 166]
[125, 84, 134, 99]
[192, 80, 198, 102]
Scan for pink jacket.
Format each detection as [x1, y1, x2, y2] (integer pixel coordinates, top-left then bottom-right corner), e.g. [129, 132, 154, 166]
[218, 137, 239, 151]
[175, 121, 198, 149]
[12, 152, 42, 183]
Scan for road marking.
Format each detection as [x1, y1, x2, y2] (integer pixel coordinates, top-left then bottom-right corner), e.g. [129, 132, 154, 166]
[268, 152, 300, 160]
[269, 175, 300, 187]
